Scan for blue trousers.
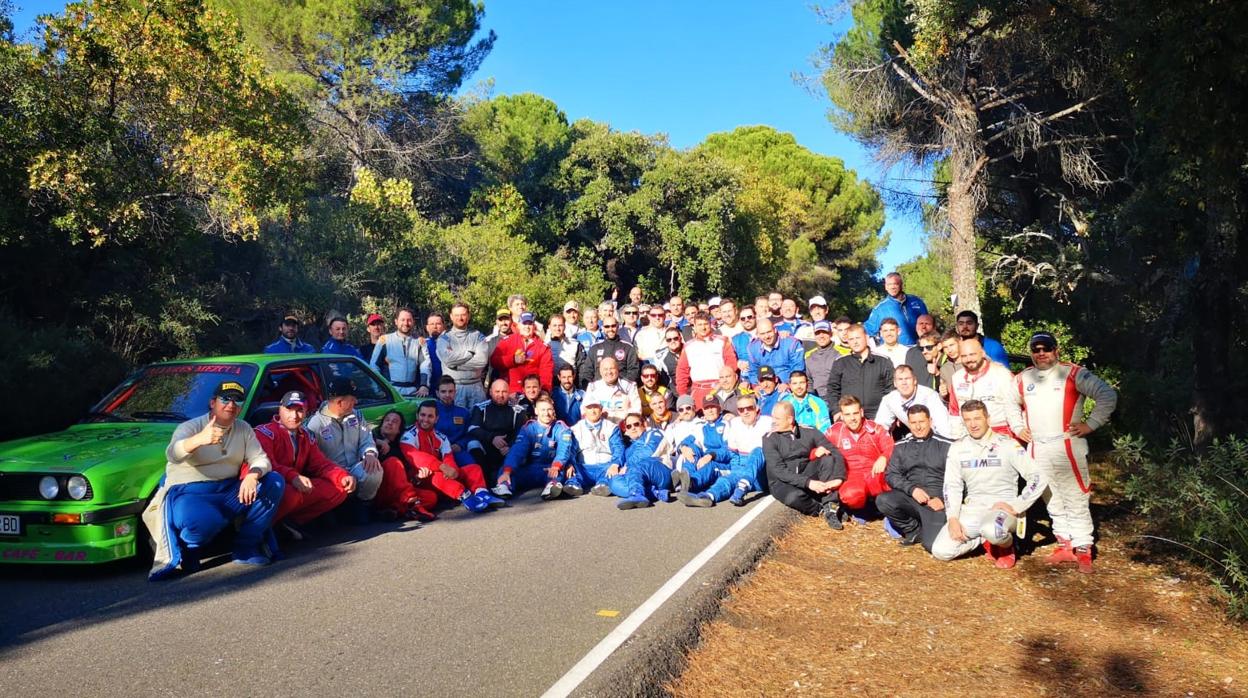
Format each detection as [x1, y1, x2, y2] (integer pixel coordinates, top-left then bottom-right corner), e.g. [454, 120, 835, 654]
[508, 464, 560, 494]
[578, 462, 627, 496]
[622, 458, 674, 501]
[705, 450, 766, 503]
[169, 472, 284, 552]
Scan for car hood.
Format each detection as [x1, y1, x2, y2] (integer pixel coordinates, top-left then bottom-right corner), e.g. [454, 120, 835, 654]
[0, 423, 177, 474]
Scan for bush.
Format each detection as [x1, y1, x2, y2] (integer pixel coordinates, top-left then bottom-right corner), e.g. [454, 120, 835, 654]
[1118, 434, 1248, 619]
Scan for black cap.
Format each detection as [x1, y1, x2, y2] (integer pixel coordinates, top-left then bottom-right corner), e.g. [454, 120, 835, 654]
[757, 366, 777, 382]
[279, 391, 307, 408]
[326, 377, 355, 398]
[1029, 331, 1058, 352]
[213, 381, 246, 401]
[702, 393, 721, 408]
[281, 315, 300, 326]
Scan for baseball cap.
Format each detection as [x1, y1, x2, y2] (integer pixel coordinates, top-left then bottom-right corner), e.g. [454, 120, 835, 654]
[326, 377, 355, 398]
[708, 296, 722, 308]
[702, 393, 721, 408]
[366, 313, 385, 326]
[496, 307, 512, 320]
[813, 320, 832, 334]
[520, 312, 535, 324]
[676, 395, 696, 410]
[279, 391, 307, 408]
[757, 366, 777, 382]
[1029, 331, 1058, 351]
[563, 300, 580, 312]
[583, 393, 603, 407]
[281, 314, 300, 325]
[213, 381, 246, 401]
[808, 295, 828, 308]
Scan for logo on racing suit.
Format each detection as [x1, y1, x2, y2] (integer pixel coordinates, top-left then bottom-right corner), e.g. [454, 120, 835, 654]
[960, 456, 1002, 469]
[614, 349, 626, 361]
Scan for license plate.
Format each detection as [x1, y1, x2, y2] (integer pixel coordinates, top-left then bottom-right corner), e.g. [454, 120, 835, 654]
[0, 514, 20, 536]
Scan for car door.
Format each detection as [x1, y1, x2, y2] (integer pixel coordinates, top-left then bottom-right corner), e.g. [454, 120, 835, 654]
[321, 358, 419, 425]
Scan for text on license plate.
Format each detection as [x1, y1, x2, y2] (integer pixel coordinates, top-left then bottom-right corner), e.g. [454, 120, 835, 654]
[0, 514, 21, 536]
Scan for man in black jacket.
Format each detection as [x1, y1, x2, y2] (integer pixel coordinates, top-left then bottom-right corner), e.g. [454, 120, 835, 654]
[466, 379, 528, 487]
[825, 324, 894, 418]
[876, 404, 952, 551]
[583, 317, 641, 385]
[762, 402, 848, 529]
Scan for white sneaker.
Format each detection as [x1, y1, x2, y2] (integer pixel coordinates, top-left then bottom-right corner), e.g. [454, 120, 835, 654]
[491, 482, 513, 498]
[541, 481, 563, 500]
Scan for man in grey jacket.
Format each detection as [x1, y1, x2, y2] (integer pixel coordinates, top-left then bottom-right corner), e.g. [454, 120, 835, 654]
[438, 302, 489, 409]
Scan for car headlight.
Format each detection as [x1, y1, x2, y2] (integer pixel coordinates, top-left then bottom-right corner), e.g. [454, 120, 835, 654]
[67, 475, 89, 500]
[39, 475, 60, 500]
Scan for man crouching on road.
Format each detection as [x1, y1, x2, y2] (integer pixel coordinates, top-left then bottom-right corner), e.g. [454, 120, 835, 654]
[760, 402, 846, 529]
[875, 405, 952, 551]
[145, 381, 284, 579]
[932, 400, 1048, 569]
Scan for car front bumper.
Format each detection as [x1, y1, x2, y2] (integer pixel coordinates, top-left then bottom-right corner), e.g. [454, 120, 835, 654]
[0, 501, 145, 564]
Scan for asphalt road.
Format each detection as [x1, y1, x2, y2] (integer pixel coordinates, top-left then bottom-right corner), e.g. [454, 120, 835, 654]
[0, 491, 787, 697]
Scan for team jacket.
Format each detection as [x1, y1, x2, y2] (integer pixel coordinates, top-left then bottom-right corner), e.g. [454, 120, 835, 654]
[826, 351, 894, 418]
[763, 426, 845, 491]
[467, 400, 527, 448]
[623, 427, 666, 470]
[780, 393, 833, 432]
[503, 420, 576, 473]
[948, 361, 1025, 438]
[305, 405, 378, 469]
[864, 294, 928, 346]
[774, 318, 811, 338]
[255, 419, 351, 486]
[435, 402, 473, 447]
[552, 385, 584, 425]
[754, 388, 783, 417]
[400, 425, 456, 469]
[804, 344, 841, 398]
[825, 420, 894, 476]
[885, 432, 952, 498]
[1013, 362, 1118, 441]
[320, 338, 363, 359]
[744, 336, 806, 385]
[438, 328, 488, 385]
[370, 332, 428, 389]
[583, 337, 641, 384]
[571, 419, 626, 467]
[491, 333, 554, 393]
[264, 336, 317, 354]
[583, 378, 642, 425]
[675, 334, 737, 393]
[943, 432, 1046, 520]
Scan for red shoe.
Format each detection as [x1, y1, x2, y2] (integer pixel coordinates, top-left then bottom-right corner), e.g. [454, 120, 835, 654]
[1044, 536, 1078, 565]
[1074, 545, 1094, 574]
[984, 541, 1017, 569]
[405, 503, 438, 522]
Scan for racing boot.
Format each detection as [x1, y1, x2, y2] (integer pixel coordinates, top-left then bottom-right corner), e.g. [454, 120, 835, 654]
[590, 482, 612, 496]
[541, 480, 563, 501]
[491, 482, 513, 499]
[820, 502, 843, 530]
[671, 468, 692, 494]
[563, 476, 584, 498]
[883, 518, 903, 540]
[984, 540, 1017, 569]
[617, 488, 653, 510]
[728, 479, 751, 506]
[1044, 535, 1078, 565]
[1074, 545, 1094, 574]
[459, 491, 489, 513]
[475, 488, 507, 509]
[679, 492, 714, 508]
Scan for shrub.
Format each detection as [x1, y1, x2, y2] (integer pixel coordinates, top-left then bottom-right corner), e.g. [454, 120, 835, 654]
[1119, 434, 1248, 619]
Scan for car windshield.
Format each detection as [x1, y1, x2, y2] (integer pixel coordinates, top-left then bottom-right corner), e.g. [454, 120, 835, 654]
[86, 364, 259, 423]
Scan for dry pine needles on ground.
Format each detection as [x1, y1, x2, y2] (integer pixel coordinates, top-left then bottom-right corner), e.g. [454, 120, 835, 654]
[671, 480, 1248, 697]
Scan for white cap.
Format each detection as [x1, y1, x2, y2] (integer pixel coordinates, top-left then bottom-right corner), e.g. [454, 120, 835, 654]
[708, 296, 722, 307]
[563, 300, 580, 312]
[808, 295, 828, 307]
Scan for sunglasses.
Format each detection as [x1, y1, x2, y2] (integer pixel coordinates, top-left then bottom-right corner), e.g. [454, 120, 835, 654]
[624, 421, 643, 428]
[623, 310, 637, 315]
[740, 314, 755, 320]
[217, 396, 244, 405]
[666, 337, 681, 342]
[677, 406, 695, 412]
[919, 344, 936, 351]
[642, 373, 658, 379]
[649, 312, 665, 317]
[1031, 345, 1055, 353]
[738, 405, 758, 412]
[603, 324, 619, 329]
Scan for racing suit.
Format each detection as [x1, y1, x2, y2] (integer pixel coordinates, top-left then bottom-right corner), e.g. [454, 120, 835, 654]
[825, 420, 894, 510]
[677, 416, 730, 493]
[618, 427, 672, 501]
[948, 361, 1025, 439]
[466, 399, 527, 483]
[254, 419, 352, 525]
[780, 392, 832, 432]
[932, 432, 1047, 561]
[676, 334, 737, 408]
[702, 415, 774, 502]
[435, 400, 479, 467]
[437, 327, 489, 408]
[491, 332, 554, 393]
[552, 385, 584, 426]
[370, 332, 428, 397]
[763, 425, 846, 516]
[877, 432, 952, 552]
[583, 378, 642, 425]
[401, 425, 490, 503]
[583, 337, 641, 384]
[744, 336, 806, 385]
[1014, 362, 1117, 548]
[306, 405, 424, 515]
[571, 418, 627, 490]
[501, 419, 577, 494]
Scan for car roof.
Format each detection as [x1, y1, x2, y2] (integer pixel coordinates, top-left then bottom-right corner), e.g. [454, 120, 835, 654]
[150, 354, 361, 366]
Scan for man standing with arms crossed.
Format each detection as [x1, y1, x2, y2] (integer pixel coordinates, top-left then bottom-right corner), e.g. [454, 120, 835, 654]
[438, 302, 489, 409]
[1014, 331, 1117, 573]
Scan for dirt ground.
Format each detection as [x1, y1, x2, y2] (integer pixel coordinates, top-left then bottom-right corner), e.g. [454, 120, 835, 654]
[670, 478, 1248, 697]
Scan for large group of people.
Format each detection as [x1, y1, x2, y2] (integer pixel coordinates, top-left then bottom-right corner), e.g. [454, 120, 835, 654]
[147, 274, 1117, 580]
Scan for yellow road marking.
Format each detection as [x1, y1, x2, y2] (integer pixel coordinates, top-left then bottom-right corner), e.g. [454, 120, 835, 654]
[596, 609, 620, 618]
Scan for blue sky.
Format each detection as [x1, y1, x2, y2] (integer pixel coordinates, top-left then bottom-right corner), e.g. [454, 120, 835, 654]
[9, 0, 931, 271]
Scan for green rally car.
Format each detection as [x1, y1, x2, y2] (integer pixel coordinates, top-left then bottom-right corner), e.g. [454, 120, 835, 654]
[0, 353, 427, 565]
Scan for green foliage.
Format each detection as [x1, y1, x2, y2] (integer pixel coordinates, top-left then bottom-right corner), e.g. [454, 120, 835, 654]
[1120, 435, 1248, 619]
[461, 93, 571, 206]
[999, 320, 1089, 365]
[896, 240, 953, 326]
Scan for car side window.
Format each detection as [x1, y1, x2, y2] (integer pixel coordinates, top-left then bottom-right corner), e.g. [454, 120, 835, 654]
[325, 360, 389, 406]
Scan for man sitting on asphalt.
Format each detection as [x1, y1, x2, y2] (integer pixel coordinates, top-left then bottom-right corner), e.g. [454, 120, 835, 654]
[498, 396, 578, 500]
[826, 395, 895, 524]
[401, 401, 503, 513]
[571, 395, 627, 497]
[761, 401, 847, 529]
[614, 414, 673, 510]
[933, 399, 1047, 569]
[671, 394, 731, 499]
[254, 391, 356, 541]
[779, 370, 832, 432]
[467, 379, 528, 485]
[147, 380, 284, 579]
[876, 405, 952, 551]
[874, 364, 952, 440]
[265, 315, 316, 354]
[677, 393, 772, 508]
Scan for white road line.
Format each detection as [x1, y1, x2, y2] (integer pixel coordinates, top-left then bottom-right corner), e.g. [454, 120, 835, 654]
[542, 496, 776, 698]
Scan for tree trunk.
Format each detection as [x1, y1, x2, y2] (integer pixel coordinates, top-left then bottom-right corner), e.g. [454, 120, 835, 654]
[946, 157, 981, 317]
[1190, 170, 1239, 446]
